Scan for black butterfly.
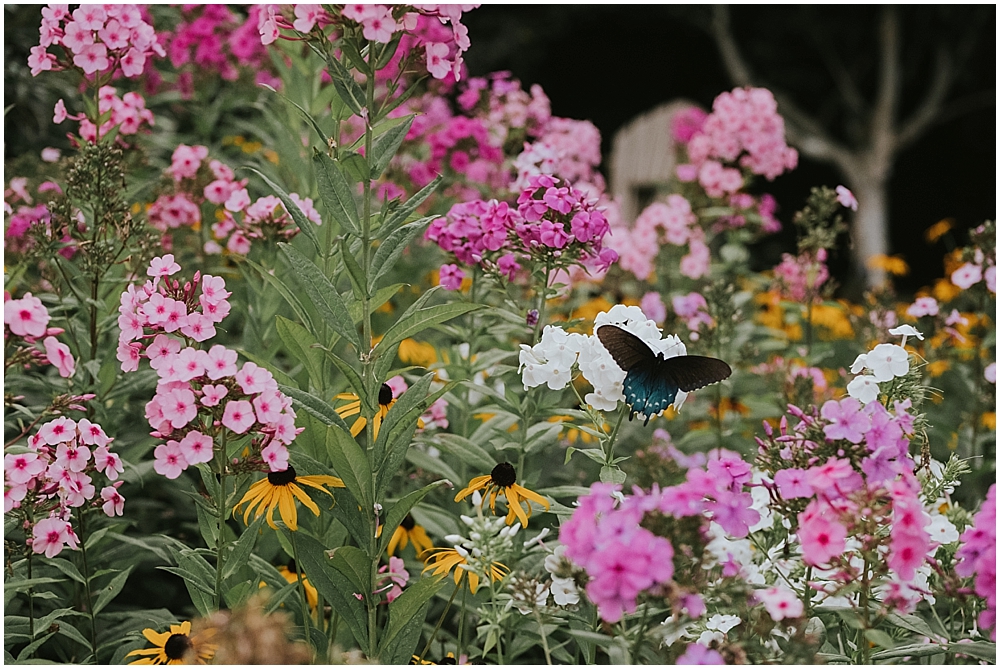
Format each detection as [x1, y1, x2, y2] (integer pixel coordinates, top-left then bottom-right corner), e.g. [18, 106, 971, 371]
[596, 324, 732, 425]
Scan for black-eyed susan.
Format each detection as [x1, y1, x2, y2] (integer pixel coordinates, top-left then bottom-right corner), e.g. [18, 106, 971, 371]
[454, 462, 549, 527]
[126, 621, 215, 665]
[421, 546, 508, 594]
[399, 338, 438, 367]
[235, 466, 343, 531]
[270, 561, 318, 610]
[335, 383, 395, 439]
[388, 514, 434, 557]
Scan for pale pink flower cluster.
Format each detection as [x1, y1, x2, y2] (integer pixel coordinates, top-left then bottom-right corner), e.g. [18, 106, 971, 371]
[117, 257, 300, 478]
[773, 249, 830, 302]
[54, 85, 154, 144]
[672, 292, 713, 333]
[457, 72, 552, 145]
[4, 292, 76, 378]
[679, 87, 798, 190]
[259, 5, 477, 82]
[30, 4, 164, 78]
[147, 145, 320, 255]
[512, 118, 605, 194]
[955, 484, 996, 640]
[116, 254, 232, 371]
[5, 178, 67, 255]
[610, 195, 706, 281]
[5, 416, 124, 557]
[950, 222, 996, 293]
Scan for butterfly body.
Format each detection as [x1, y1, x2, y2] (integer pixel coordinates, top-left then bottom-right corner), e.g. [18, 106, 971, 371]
[596, 324, 732, 425]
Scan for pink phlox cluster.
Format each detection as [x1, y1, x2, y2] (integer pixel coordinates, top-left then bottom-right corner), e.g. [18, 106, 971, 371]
[905, 296, 939, 319]
[30, 4, 164, 78]
[426, 175, 615, 283]
[4, 292, 77, 378]
[116, 255, 232, 371]
[647, 429, 707, 470]
[639, 291, 667, 324]
[456, 71, 551, 144]
[680, 87, 798, 186]
[671, 106, 709, 145]
[147, 145, 318, 255]
[559, 483, 674, 623]
[53, 86, 154, 147]
[512, 118, 604, 194]
[612, 195, 705, 281]
[773, 249, 829, 302]
[377, 556, 410, 603]
[886, 473, 931, 582]
[5, 417, 123, 557]
[5, 178, 62, 254]
[672, 292, 713, 332]
[676, 643, 725, 665]
[955, 484, 996, 639]
[160, 5, 276, 92]
[418, 397, 449, 431]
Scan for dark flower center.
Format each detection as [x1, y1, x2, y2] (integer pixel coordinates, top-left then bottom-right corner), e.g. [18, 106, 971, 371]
[378, 383, 394, 406]
[401, 514, 416, 530]
[267, 466, 298, 486]
[490, 462, 517, 488]
[163, 633, 192, 660]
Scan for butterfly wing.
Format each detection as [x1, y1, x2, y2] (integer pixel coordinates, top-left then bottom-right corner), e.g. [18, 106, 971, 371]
[596, 324, 656, 371]
[623, 365, 680, 421]
[659, 355, 732, 392]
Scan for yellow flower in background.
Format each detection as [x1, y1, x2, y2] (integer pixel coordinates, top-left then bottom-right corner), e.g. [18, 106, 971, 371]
[708, 397, 751, 420]
[278, 563, 318, 610]
[943, 249, 964, 276]
[388, 514, 434, 557]
[548, 415, 601, 444]
[982, 413, 996, 430]
[925, 218, 954, 243]
[811, 303, 855, 340]
[931, 278, 961, 302]
[454, 463, 549, 527]
[126, 621, 216, 665]
[336, 383, 395, 439]
[867, 254, 909, 277]
[421, 547, 508, 594]
[570, 295, 614, 330]
[399, 338, 438, 367]
[926, 360, 950, 377]
[235, 467, 344, 531]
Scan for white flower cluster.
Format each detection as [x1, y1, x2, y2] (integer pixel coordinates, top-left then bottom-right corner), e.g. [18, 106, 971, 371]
[846, 325, 921, 404]
[450, 492, 521, 582]
[543, 545, 582, 606]
[518, 305, 688, 414]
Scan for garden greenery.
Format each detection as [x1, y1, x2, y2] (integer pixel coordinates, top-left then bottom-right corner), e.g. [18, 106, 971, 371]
[4, 4, 996, 665]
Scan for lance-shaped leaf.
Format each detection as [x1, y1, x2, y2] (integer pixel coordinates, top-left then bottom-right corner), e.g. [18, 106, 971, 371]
[377, 480, 449, 555]
[348, 282, 405, 324]
[339, 236, 367, 300]
[379, 575, 445, 662]
[275, 316, 325, 391]
[369, 216, 437, 291]
[260, 83, 328, 146]
[278, 384, 353, 436]
[327, 546, 370, 598]
[382, 175, 444, 235]
[279, 242, 360, 350]
[313, 150, 361, 236]
[323, 51, 365, 116]
[325, 425, 373, 513]
[293, 533, 369, 653]
[241, 257, 314, 333]
[323, 348, 368, 410]
[244, 167, 322, 254]
[432, 434, 497, 473]
[374, 302, 483, 359]
[369, 115, 414, 180]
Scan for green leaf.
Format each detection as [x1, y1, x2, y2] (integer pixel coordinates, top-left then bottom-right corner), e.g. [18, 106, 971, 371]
[278, 383, 354, 435]
[405, 448, 461, 485]
[47, 558, 86, 585]
[92, 567, 133, 615]
[369, 115, 414, 179]
[377, 481, 449, 555]
[349, 282, 404, 325]
[17, 631, 57, 661]
[432, 433, 496, 472]
[375, 303, 483, 359]
[242, 256, 315, 333]
[339, 237, 367, 301]
[330, 487, 370, 548]
[327, 545, 370, 597]
[223, 517, 262, 580]
[382, 175, 444, 234]
[323, 349, 368, 409]
[323, 52, 365, 116]
[949, 641, 996, 661]
[379, 575, 445, 660]
[325, 425, 373, 512]
[245, 167, 322, 254]
[369, 216, 436, 291]
[196, 502, 219, 548]
[275, 316, 326, 390]
[293, 533, 369, 653]
[869, 643, 947, 660]
[260, 82, 328, 145]
[313, 150, 361, 236]
[884, 612, 941, 642]
[4, 577, 64, 593]
[279, 242, 360, 350]
[158, 567, 215, 597]
[339, 150, 370, 183]
[864, 629, 895, 649]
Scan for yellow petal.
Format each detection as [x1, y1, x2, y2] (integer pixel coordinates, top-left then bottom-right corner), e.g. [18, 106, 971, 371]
[350, 416, 366, 437]
[453, 476, 490, 502]
[411, 526, 434, 555]
[289, 483, 320, 517]
[467, 570, 480, 594]
[141, 628, 170, 646]
[388, 526, 405, 556]
[278, 488, 298, 531]
[513, 484, 550, 511]
[265, 494, 281, 530]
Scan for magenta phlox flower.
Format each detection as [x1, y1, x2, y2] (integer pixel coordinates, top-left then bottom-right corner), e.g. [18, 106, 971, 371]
[707, 453, 752, 490]
[757, 586, 804, 621]
[820, 397, 870, 443]
[5, 292, 51, 337]
[222, 399, 256, 434]
[708, 490, 759, 539]
[178, 430, 214, 466]
[39, 417, 77, 445]
[5, 452, 46, 485]
[797, 502, 847, 567]
[805, 457, 863, 497]
[677, 643, 725, 665]
[101, 485, 125, 517]
[773, 468, 812, 499]
[153, 440, 189, 479]
[32, 516, 79, 558]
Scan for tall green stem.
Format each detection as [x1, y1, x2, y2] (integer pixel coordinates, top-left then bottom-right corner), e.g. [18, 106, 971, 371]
[419, 583, 460, 662]
[534, 609, 552, 665]
[77, 511, 99, 654]
[214, 432, 228, 611]
[604, 402, 629, 466]
[630, 602, 651, 663]
[27, 551, 34, 639]
[532, 260, 552, 343]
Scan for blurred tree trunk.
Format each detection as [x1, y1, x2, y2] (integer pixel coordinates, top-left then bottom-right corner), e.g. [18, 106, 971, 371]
[711, 5, 986, 289]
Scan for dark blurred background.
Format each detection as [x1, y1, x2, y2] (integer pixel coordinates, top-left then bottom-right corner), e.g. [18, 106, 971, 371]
[462, 5, 996, 294]
[5, 5, 995, 294]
